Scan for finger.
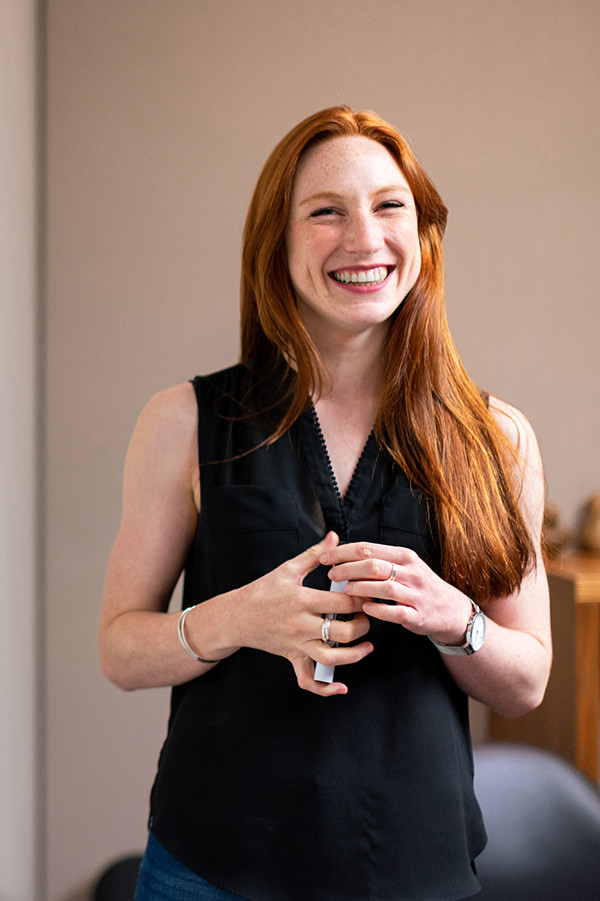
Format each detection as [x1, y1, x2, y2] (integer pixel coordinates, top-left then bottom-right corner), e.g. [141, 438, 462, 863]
[321, 541, 416, 568]
[321, 612, 371, 644]
[362, 599, 418, 626]
[328, 556, 398, 585]
[307, 589, 366, 617]
[292, 532, 340, 582]
[311, 637, 374, 667]
[339, 585, 393, 607]
[291, 655, 348, 697]
[294, 640, 374, 695]
[337, 573, 416, 605]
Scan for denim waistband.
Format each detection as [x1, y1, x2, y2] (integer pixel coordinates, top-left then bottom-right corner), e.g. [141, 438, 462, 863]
[135, 832, 245, 901]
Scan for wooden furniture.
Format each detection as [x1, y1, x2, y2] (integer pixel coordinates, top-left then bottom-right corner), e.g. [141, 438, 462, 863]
[490, 552, 600, 784]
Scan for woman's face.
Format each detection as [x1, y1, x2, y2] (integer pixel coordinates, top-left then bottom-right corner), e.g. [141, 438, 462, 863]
[285, 135, 421, 343]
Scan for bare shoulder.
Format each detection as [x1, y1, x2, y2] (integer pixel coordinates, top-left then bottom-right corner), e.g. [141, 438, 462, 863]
[125, 382, 198, 495]
[135, 381, 197, 435]
[488, 395, 545, 527]
[488, 395, 542, 471]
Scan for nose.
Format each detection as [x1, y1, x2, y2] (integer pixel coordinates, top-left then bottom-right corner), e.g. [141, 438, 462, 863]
[342, 211, 383, 256]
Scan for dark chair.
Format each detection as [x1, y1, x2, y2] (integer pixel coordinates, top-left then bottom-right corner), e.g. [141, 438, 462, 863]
[473, 742, 600, 900]
[93, 854, 142, 901]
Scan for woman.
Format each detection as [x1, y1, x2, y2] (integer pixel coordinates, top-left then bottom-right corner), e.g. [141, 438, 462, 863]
[99, 106, 551, 901]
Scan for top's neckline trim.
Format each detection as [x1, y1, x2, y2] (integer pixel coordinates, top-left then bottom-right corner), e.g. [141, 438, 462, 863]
[306, 404, 376, 542]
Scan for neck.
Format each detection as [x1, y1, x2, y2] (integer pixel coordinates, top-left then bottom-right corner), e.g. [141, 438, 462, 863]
[311, 327, 385, 407]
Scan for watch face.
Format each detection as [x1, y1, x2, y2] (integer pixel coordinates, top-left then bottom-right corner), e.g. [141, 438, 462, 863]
[470, 613, 486, 651]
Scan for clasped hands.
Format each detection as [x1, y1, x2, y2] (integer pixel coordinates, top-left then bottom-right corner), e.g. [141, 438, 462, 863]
[225, 530, 472, 697]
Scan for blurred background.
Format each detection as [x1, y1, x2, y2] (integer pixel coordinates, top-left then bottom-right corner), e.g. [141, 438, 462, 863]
[2, 1, 599, 898]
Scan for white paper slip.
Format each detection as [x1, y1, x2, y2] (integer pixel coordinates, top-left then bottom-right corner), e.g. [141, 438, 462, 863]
[314, 580, 348, 683]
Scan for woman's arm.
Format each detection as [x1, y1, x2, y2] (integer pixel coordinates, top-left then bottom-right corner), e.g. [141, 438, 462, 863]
[98, 382, 213, 689]
[442, 397, 551, 716]
[320, 399, 552, 718]
[99, 384, 373, 694]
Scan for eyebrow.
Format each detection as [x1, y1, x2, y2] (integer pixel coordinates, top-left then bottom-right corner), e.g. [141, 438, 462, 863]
[297, 185, 413, 207]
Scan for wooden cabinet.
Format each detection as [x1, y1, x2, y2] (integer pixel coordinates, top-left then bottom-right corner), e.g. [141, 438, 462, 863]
[490, 552, 600, 783]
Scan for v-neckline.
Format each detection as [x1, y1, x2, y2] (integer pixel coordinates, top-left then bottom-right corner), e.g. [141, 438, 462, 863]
[299, 404, 378, 542]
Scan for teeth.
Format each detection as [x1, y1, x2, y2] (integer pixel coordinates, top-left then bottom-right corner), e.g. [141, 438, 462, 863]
[332, 267, 388, 285]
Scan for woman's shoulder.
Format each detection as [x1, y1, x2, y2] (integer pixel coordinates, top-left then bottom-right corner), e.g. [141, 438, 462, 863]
[487, 395, 544, 489]
[487, 395, 538, 449]
[128, 382, 199, 484]
[138, 381, 198, 430]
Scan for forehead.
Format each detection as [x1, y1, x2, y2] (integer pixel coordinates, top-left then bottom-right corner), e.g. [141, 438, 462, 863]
[292, 135, 410, 198]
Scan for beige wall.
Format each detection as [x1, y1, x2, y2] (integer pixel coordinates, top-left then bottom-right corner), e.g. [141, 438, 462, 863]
[45, 2, 600, 899]
[0, 2, 42, 899]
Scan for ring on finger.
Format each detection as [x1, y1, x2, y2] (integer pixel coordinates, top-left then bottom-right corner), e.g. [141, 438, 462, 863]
[321, 618, 332, 643]
[388, 563, 398, 582]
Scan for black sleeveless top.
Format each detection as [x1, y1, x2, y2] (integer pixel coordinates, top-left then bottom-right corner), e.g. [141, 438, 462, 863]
[149, 363, 486, 901]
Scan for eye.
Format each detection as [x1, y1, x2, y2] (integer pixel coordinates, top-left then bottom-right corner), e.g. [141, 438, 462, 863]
[309, 207, 339, 218]
[378, 200, 405, 211]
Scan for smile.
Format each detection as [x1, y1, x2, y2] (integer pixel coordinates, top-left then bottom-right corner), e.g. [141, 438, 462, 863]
[330, 266, 391, 286]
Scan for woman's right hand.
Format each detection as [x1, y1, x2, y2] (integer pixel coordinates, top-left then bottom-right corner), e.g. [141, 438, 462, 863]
[188, 531, 373, 696]
[99, 386, 371, 697]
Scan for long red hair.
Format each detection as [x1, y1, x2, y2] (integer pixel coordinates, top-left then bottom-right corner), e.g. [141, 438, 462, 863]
[241, 106, 534, 603]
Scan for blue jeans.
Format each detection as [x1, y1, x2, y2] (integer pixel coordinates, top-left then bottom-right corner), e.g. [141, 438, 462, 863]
[135, 833, 245, 901]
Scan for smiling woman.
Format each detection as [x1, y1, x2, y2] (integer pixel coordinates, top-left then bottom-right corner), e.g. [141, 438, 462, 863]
[241, 108, 535, 605]
[99, 106, 551, 901]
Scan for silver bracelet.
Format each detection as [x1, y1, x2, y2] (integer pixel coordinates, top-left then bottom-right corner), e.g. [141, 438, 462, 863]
[177, 606, 220, 664]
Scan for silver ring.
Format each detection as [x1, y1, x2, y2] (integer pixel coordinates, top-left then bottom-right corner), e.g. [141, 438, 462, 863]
[388, 563, 397, 582]
[321, 618, 331, 643]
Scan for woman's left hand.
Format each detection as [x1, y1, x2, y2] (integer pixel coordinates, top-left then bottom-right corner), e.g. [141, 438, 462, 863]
[316, 403, 552, 720]
[320, 541, 473, 646]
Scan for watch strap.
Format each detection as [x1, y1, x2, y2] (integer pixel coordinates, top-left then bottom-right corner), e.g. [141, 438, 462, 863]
[428, 599, 483, 656]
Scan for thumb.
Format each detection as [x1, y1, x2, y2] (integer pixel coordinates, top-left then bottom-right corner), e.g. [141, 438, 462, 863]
[293, 531, 339, 581]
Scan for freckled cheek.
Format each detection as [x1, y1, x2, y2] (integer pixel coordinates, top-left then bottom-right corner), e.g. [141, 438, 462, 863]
[287, 256, 326, 302]
[291, 241, 331, 290]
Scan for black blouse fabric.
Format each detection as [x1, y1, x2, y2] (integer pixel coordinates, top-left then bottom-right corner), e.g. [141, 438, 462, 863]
[148, 363, 486, 901]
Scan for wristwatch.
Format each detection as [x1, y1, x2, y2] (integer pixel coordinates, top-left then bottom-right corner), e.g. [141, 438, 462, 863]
[429, 599, 486, 656]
